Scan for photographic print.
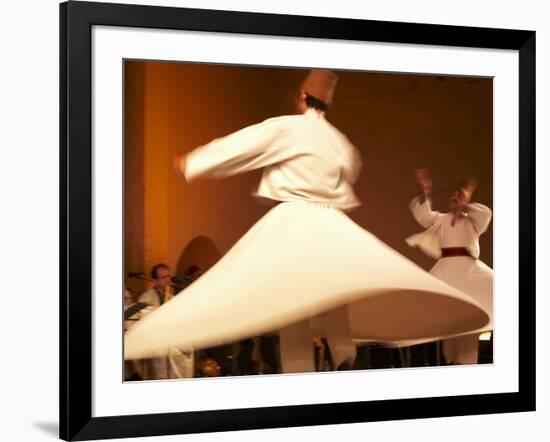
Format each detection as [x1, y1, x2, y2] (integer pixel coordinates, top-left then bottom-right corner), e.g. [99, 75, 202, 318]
[123, 61, 493, 380]
[60, 2, 535, 439]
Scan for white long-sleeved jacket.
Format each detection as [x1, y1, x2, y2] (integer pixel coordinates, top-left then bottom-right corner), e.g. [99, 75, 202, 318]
[406, 195, 492, 259]
[184, 109, 362, 211]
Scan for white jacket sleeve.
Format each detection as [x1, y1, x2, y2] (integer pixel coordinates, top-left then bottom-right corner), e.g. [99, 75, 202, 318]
[466, 202, 492, 234]
[184, 117, 296, 182]
[409, 195, 443, 229]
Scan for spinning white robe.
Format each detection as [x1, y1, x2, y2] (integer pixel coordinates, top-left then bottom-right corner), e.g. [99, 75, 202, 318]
[125, 110, 489, 362]
[406, 196, 493, 364]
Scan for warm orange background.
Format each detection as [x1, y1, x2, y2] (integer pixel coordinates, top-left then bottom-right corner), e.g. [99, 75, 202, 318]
[124, 61, 492, 293]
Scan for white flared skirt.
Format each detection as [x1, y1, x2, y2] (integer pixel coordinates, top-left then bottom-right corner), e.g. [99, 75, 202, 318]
[125, 202, 489, 360]
[430, 256, 493, 332]
[356, 256, 494, 349]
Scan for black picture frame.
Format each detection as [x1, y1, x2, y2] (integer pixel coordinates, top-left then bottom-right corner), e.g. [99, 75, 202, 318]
[60, 1, 536, 440]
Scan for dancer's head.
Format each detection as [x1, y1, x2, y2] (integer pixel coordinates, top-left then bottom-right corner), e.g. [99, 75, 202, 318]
[449, 177, 477, 211]
[296, 69, 338, 114]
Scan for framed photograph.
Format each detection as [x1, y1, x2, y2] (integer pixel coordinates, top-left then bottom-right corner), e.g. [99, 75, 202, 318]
[60, 1, 535, 440]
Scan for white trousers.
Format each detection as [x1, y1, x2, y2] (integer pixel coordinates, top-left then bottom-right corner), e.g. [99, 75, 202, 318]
[443, 333, 479, 365]
[279, 306, 356, 373]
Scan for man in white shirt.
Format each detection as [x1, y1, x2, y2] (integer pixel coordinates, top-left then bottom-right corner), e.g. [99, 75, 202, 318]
[407, 169, 493, 364]
[176, 71, 362, 211]
[175, 70, 358, 372]
[138, 263, 173, 307]
[137, 264, 194, 379]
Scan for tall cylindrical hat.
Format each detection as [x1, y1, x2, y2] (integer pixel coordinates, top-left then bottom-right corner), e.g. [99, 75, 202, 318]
[301, 69, 338, 104]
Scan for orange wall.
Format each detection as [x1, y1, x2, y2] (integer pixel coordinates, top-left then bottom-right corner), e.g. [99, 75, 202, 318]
[124, 61, 493, 286]
[124, 62, 145, 293]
